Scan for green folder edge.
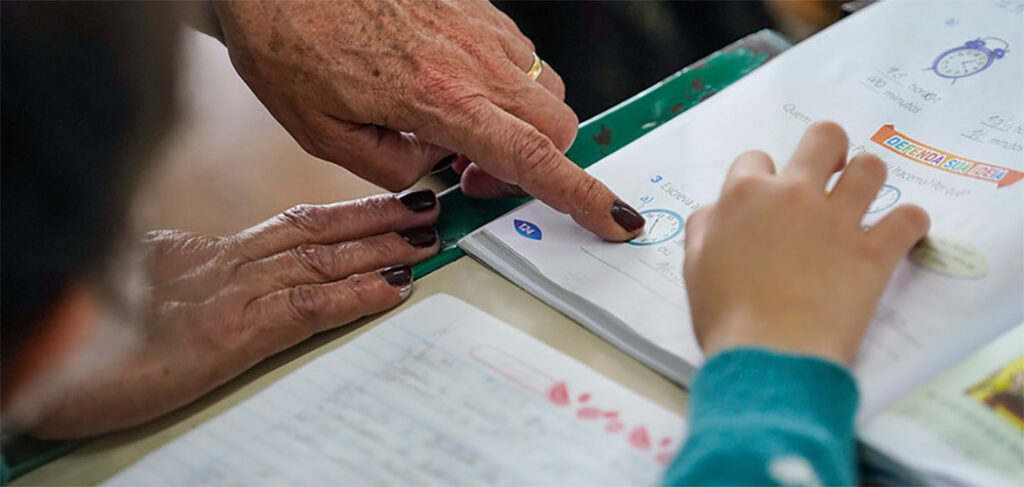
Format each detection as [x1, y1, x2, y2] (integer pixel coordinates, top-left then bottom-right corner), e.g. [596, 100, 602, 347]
[413, 29, 789, 279]
[0, 30, 790, 484]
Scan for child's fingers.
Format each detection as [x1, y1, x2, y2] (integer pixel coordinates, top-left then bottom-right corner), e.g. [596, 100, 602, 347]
[782, 121, 849, 188]
[684, 203, 715, 258]
[829, 153, 887, 221]
[867, 205, 930, 266]
[727, 150, 776, 179]
[723, 150, 776, 192]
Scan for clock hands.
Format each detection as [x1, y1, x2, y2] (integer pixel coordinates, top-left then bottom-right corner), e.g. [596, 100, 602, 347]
[647, 218, 661, 235]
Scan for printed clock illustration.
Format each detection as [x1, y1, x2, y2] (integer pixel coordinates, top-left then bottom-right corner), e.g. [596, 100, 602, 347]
[931, 37, 1010, 82]
[627, 209, 684, 246]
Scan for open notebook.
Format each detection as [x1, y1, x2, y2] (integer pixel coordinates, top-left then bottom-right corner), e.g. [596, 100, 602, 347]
[462, 0, 1022, 482]
[104, 295, 686, 485]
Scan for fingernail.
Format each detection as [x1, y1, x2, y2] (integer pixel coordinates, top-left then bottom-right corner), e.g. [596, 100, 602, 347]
[398, 189, 437, 212]
[430, 154, 458, 174]
[380, 263, 411, 290]
[399, 227, 438, 248]
[380, 265, 413, 300]
[610, 200, 645, 233]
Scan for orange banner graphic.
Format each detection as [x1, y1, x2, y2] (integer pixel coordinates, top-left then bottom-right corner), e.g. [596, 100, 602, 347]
[870, 125, 1023, 188]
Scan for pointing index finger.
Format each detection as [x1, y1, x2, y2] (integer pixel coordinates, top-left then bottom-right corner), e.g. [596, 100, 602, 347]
[425, 98, 644, 241]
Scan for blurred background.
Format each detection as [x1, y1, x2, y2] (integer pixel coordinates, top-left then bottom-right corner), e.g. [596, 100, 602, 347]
[136, 0, 843, 237]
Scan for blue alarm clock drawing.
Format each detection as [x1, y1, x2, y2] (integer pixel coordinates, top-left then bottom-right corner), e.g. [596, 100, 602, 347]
[930, 37, 1010, 83]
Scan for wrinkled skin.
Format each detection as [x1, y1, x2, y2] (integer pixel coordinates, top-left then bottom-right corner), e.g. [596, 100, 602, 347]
[213, 0, 641, 241]
[32, 193, 440, 438]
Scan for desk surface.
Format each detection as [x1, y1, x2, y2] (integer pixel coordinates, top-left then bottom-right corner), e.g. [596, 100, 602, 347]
[14, 257, 689, 486]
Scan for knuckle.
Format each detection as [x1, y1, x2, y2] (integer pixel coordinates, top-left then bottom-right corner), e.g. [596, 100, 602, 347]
[725, 173, 763, 197]
[286, 285, 329, 323]
[339, 275, 390, 316]
[446, 92, 489, 126]
[292, 244, 336, 280]
[514, 27, 536, 52]
[550, 106, 579, 151]
[357, 194, 403, 226]
[140, 229, 177, 246]
[732, 173, 761, 190]
[413, 65, 474, 106]
[512, 129, 558, 183]
[412, 65, 448, 99]
[217, 240, 248, 272]
[738, 149, 771, 163]
[343, 238, 402, 268]
[346, 278, 379, 305]
[569, 174, 606, 209]
[375, 235, 411, 256]
[279, 203, 332, 237]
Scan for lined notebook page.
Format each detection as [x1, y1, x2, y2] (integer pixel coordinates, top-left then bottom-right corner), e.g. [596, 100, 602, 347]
[105, 294, 686, 486]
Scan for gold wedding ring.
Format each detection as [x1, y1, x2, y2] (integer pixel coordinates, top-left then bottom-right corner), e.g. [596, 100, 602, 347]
[526, 52, 543, 80]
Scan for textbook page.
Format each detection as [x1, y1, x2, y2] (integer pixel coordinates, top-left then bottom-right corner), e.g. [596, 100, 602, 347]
[862, 323, 1024, 486]
[465, 0, 1023, 418]
[104, 295, 686, 486]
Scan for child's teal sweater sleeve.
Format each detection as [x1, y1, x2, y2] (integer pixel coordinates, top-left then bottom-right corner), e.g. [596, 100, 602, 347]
[662, 348, 859, 486]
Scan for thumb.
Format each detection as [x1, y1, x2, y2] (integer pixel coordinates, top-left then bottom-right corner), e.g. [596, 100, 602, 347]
[304, 113, 452, 192]
[460, 163, 528, 198]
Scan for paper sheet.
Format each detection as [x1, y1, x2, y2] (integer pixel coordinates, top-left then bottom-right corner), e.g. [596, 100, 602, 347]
[862, 323, 1024, 486]
[104, 295, 686, 486]
[470, 0, 1023, 419]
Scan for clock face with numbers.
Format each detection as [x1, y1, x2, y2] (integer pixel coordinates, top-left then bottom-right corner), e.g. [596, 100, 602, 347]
[933, 46, 993, 78]
[627, 209, 684, 246]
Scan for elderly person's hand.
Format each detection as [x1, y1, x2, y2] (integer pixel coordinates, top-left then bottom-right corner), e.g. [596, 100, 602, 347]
[212, 0, 645, 241]
[29, 191, 441, 438]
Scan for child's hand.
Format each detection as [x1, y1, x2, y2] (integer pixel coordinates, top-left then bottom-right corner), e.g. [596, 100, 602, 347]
[683, 122, 929, 365]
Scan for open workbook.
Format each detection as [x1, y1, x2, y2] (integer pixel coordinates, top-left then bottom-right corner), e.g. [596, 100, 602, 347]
[462, 0, 1023, 483]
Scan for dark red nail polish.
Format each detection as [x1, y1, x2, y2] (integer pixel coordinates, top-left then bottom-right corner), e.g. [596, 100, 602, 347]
[399, 227, 437, 248]
[379, 265, 413, 287]
[611, 200, 645, 233]
[397, 189, 437, 212]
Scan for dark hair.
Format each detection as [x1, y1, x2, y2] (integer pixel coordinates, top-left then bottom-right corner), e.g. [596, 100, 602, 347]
[1, 2, 181, 369]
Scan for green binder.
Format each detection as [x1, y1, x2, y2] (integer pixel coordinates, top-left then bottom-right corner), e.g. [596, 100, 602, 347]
[0, 29, 790, 484]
